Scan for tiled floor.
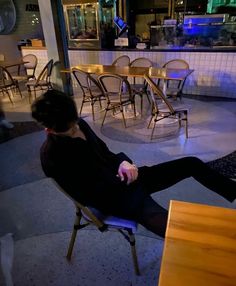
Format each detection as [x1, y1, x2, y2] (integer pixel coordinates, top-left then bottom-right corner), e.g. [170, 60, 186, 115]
[0, 89, 236, 285]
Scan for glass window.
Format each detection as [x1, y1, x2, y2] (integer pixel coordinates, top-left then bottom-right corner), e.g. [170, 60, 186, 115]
[64, 4, 99, 41]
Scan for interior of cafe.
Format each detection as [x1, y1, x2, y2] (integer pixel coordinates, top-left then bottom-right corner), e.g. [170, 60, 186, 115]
[1, 0, 236, 285]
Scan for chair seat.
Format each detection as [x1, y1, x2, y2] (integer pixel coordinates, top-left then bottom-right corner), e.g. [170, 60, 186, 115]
[82, 207, 138, 232]
[85, 87, 103, 98]
[0, 79, 19, 89]
[158, 101, 189, 113]
[108, 94, 132, 104]
[26, 79, 49, 87]
[13, 75, 34, 81]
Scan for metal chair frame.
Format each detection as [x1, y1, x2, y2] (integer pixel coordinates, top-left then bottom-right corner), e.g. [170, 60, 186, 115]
[26, 59, 53, 103]
[98, 73, 136, 128]
[129, 57, 153, 113]
[52, 179, 140, 275]
[161, 59, 190, 100]
[0, 65, 22, 104]
[15, 54, 38, 81]
[72, 68, 105, 121]
[144, 74, 189, 140]
[112, 55, 130, 67]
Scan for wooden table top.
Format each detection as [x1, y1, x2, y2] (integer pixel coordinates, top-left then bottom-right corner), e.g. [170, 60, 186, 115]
[0, 60, 27, 68]
[61, 64, 194, 81]
[158, 200, 236, 286]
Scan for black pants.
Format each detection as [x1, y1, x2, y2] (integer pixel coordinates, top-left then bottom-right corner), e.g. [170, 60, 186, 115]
[136, 156, 236, 237]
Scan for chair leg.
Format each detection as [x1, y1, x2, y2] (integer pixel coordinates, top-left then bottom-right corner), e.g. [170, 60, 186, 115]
[128, 231, 140, 275]
[121, 107, 127, 128]
[150, 115, 158, 140]
[185, 111, 188, 138]
[101, 109, 108, 126]
[33, 89, 37, 101]
[27, 87, 32, 104]
[140, 95, 143, 114]
[91, 102, 95, 121]
[133, 102, 136, 118]
[79, 101, 84, 116]
[67, 208, 82, 260]
[5, 89, 14, 105]
[16, 82, 23, 98]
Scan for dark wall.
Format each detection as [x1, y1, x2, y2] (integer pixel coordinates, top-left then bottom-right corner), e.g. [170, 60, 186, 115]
[175, 0, 208, 13]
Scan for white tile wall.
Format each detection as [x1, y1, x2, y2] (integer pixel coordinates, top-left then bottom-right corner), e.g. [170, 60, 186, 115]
[73, 50, 236, 98]
[28, 48, 236, 98]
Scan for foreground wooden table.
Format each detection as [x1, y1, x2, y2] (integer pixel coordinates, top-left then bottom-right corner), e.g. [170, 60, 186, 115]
[158, 200, 236, 286]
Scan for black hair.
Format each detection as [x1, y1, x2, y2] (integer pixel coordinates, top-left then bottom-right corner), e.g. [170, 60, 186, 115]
[31, 89, 78, 132]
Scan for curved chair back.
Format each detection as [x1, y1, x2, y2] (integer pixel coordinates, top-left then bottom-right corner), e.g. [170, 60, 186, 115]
[22, 54, 38, 79]
[98, 73, 136, 128]
[112, 55, 130, 67]
[161, 59, 190, 100]
[51, 178, 140, 275]
[26, 59, 54, 103]
[130, 57, 152, 68]
[72, 68, 104, 121]
[36, 59, 54, 84]
[162, 59, 189, 69]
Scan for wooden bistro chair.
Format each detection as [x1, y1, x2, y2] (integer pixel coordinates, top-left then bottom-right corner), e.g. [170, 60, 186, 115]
[161, 59, 190, 100]
[51, 179, 140, 275]
[26, 59, 53, 103]
[0, 65, 22, 104]
[98, 73, 136, 128]
[129, 57, 153, 114]
[144, 74, 189, 140]
[112, 55, 130, 67]
[72, 68, 105, 121]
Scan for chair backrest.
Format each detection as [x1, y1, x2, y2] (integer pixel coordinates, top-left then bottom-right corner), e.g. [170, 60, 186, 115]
[22, 54, 38, 76]
[144, 74, 175, 114]
[72, 68, 103, 97]
[162, 59, 190, 95]
[51, 178, 137, 232]
[98, 73, 132, 100]
[0, 65, 15, 87]
[162, 59, 189, 69]
[112, 55, 130, 67]
[51, 179, 106, 229]
[36, 59, 54, 84]
[130, 57, 152, 68]
[130, 57, 152, 85]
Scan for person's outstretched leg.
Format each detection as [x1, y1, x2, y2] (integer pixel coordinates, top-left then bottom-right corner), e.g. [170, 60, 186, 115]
[138, 156, 236, 202]
[137, 196, 168, 238]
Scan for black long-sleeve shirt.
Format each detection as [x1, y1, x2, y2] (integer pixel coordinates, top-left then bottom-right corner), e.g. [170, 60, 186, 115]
[40, 118, 147, 219]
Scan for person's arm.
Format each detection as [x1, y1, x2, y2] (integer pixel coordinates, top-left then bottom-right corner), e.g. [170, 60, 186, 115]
[80, 119, 133, 165]
[80, 119, 138, 185]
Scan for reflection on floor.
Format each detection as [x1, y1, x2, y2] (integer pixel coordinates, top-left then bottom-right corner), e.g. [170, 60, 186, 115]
[0, 89, 236, 286]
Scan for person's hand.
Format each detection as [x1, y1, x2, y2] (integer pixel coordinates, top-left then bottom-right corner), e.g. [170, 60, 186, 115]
[117, 161, 138, 185]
